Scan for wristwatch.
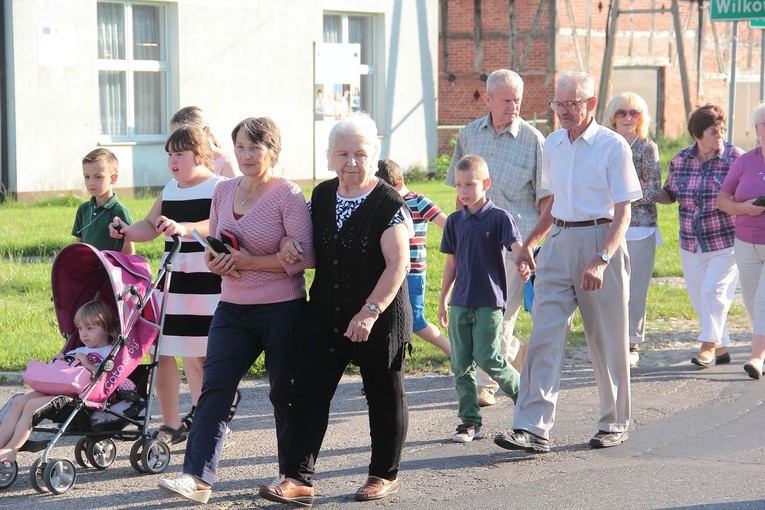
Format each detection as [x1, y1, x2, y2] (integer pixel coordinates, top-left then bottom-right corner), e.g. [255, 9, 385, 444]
[596, 251, 610, 264]
[364, 303, 382, 316]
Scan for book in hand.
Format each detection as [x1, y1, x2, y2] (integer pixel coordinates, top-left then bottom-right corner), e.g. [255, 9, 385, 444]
[190, 229, 240, 278]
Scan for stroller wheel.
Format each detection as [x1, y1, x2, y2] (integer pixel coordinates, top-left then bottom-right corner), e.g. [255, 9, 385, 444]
[0, 460, 18, 489]
[86, 438, 117, 470]
[140, 439, 171, 474]
[129, 438, 147, 473]
[74, 437, 91, 468]
[43, 458, 77, 495]
[28, 459, 48, 493]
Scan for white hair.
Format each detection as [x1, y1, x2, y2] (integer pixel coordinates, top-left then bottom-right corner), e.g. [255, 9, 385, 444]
[327, 113, 381, 167]
[486, 69, 524, 96]
[556, 70, 595, 99]
[752, 102, 765, 127]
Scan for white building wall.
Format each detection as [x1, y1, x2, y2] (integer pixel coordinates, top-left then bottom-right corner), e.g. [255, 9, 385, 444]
[6, 0, 438, 197]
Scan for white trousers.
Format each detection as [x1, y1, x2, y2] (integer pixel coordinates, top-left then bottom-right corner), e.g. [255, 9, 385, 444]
[679, 247, 738, 345]
[734, 239, 765, 335]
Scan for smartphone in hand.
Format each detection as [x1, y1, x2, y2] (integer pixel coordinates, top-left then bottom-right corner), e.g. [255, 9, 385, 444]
[206, 236, 227, 254]
[753, 196, 765, 207]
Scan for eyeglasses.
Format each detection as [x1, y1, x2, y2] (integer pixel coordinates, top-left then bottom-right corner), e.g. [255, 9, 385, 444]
[615, 109, 641, 118]
[704, 126, 727, 136]
[549, 97, 592, 112]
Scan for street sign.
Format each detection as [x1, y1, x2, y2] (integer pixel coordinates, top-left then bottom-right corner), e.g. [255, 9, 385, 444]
[751, 19, 765, 26]
[711, 0, 765, 20]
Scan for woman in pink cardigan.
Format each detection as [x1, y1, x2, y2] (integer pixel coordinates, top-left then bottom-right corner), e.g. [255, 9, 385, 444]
[157, 117, 314, 505]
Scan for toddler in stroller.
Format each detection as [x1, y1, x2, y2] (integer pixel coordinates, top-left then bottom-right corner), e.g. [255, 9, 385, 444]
[0, 239, 181, 494]
[0, 301, 118, 465]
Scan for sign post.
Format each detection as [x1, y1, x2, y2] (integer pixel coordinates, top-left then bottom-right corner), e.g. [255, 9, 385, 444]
[711, 2, 765, 142]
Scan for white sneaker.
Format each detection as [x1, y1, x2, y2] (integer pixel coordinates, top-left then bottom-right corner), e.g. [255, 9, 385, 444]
[452, 423, 482, 443]
[158, 474, 211, 504]
[477, 387, 496, 407]
[629, 349, 640, 368]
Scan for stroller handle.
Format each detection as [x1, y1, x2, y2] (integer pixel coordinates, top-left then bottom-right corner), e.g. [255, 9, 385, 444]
[164, 235, 182, 268]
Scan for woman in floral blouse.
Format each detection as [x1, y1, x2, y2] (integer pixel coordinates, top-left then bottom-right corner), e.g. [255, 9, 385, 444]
[603, 92, 662, 367]
[659, 104, 743, 367]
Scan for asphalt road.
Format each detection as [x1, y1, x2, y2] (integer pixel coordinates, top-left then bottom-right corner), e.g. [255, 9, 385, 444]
[0, 341, 764, 509]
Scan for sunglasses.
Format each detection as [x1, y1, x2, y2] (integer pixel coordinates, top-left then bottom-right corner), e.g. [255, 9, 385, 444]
[614, 109, 641, 118]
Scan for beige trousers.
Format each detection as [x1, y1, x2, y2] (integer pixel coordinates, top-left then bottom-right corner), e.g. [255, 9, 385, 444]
[513, 224, 631, 439]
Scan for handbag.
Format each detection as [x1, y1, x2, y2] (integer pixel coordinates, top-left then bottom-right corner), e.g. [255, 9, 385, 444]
[23, 358, 92, 396]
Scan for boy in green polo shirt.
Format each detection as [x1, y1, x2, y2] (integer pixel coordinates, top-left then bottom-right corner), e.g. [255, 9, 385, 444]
[72, 148, 134, 254]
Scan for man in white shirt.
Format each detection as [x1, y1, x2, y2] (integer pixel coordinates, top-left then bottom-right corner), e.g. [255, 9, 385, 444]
[494, 70, 642, 452]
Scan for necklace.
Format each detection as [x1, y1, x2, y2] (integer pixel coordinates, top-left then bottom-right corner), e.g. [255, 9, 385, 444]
[238, 179, 269, 207]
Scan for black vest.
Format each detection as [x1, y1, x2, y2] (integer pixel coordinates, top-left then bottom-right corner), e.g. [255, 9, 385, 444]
[306, 178, 411, 369]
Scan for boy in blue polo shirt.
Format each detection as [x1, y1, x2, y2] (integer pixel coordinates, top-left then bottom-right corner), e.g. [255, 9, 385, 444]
[438, 154, 530, 443]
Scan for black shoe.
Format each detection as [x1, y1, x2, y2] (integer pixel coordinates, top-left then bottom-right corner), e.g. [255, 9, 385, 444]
[494, 430, 550, 453]
[589, 430, 628, 448]
[715, 352, 731, 365]
[691, 354, 715, 367]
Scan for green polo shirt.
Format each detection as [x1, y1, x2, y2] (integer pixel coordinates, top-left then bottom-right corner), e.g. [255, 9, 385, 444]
[71, 195, 133, 251]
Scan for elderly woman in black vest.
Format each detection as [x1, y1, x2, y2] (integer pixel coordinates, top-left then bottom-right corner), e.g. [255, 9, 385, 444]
[259, 113, 412, 506]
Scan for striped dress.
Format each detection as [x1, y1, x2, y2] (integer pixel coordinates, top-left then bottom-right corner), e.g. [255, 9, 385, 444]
[158, 174, 224, 357]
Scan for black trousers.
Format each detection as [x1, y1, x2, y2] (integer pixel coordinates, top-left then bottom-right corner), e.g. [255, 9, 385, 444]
[283, 352, 408, 485]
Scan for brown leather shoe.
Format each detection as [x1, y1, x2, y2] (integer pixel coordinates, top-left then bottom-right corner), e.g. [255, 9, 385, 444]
[258, 480, 315, 507]
[354, 475, 400, 501]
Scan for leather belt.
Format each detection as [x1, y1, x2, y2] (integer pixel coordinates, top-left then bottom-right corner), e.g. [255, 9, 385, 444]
[553, 217, 612, 228]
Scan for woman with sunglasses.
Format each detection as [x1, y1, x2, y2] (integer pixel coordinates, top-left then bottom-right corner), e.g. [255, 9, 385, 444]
[603, 93, 661, 368]
[659, 104, 743, 367]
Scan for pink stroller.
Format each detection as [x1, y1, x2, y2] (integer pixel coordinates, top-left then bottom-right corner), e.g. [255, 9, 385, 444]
[0, 237, 181, 494]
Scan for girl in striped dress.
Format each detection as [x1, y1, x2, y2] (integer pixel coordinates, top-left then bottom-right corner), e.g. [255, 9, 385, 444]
[110, 125, 224, 444]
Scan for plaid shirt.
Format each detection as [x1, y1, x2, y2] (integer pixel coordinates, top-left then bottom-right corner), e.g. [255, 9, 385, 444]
[663, 142, 743, 252]
[445, 114, 549, 238]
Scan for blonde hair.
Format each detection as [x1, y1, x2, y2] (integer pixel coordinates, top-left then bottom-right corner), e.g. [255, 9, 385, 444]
[170, 106, 222, 149]
[74, 300, 118, 343]
[603, 92, 652, 139]
[82, 148, 119, 176]
[456, 154, 490, 180]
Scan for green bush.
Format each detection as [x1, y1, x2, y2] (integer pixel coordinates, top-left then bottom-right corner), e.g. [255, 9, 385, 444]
[405, 163, 430, 183]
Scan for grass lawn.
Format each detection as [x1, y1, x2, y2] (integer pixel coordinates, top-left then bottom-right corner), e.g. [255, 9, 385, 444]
[0, 138, 749, 374]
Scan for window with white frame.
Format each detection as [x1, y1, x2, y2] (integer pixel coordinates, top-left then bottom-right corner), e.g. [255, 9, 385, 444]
[97, 1, 168, 139]
[323, 12, 377, 118]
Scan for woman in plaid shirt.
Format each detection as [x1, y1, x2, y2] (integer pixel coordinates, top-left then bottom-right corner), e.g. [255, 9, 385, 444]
[659, 104, 743, 367]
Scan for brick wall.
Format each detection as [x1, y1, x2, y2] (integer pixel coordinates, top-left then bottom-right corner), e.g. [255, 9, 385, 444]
[438, 0, 764, 155]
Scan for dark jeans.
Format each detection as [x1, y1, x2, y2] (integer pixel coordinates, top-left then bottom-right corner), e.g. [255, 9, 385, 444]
[283, 352, 408, 486]
[184, 299, 303, 486]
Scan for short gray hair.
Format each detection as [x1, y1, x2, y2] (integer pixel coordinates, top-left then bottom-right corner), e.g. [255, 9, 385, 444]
[556, 70, 595, 99]
[486, 69, 524, 96]
[327, 113, 381, 167]
[752, 102, 765, 127]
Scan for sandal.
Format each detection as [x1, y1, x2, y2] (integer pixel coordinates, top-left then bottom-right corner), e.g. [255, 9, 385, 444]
[153, 424, 188, 445]
[179, 405, 196, 434]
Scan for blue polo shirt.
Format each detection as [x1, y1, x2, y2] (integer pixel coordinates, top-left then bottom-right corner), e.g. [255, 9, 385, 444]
[440, 199, 522, 309]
